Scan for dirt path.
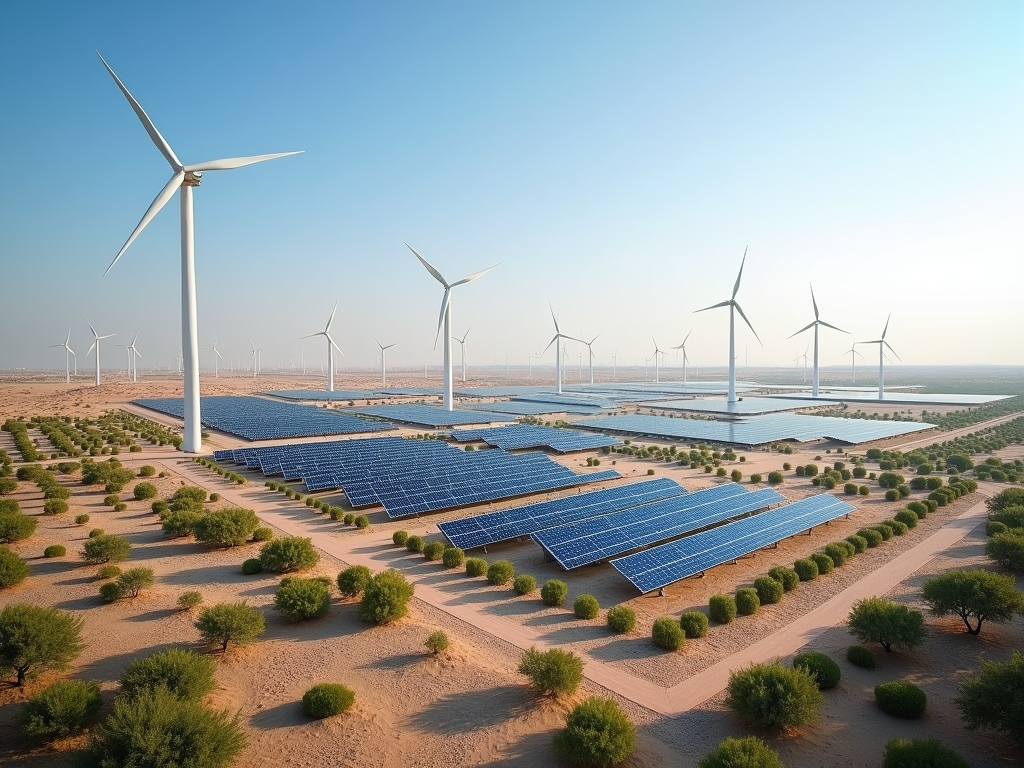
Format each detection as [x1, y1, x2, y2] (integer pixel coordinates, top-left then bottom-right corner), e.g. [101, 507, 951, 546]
[884, 411, 1022, 452]
[166, 459, 993, 717]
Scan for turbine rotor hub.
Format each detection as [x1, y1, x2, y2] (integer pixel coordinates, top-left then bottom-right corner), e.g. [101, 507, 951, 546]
[182, 171, 202, 187]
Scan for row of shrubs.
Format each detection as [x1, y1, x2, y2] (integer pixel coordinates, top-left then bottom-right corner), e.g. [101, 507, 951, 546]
[193, 456, 246, 484]
[985, 488, 1024, 570]
[262, 479, 371, 528]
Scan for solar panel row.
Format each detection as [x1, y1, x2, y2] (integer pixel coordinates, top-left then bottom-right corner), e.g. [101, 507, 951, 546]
[343, 404, 511, 427]
[450, 424, 620, 453]
[437, 477, 687, 550]
[611, 493, 856, 592]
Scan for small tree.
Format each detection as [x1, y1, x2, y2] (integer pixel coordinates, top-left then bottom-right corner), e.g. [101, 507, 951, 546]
[699, 736, 784, 768]
[336, 565, 372, 598]
[115, 567, 155, 598]
[0, 603, 84, 686]
[955, 650, 1024, 743]
[258, 536, 319, 573]
[193, 508, 261, 547]
[358, 569, 414, 624]
[921, 569, 1024, 635]
[518, 646, 583, 697]
[0, 546, 30, 588]
[726, 660, 824, 728]
[120, 647, 216, 701]
[275, 577, 332, 621]
[19, 678, 102, 739]
[80, 534, 131, 564]
[985, 533, 1024, 571]
[0, 512, 37, 543]
[195, 602, 266, 652]
[848, 597, 925, 652]
[552, 696, 636, 768]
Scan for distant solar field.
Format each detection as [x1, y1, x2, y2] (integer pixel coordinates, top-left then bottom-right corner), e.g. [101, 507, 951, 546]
[451, 424, 619, 452]
[344, 404, 510, 427]
[264, 390, 391, 401]
[460, 401, 602, 416]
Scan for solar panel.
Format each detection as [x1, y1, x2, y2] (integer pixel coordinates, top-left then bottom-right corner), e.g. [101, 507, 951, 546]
[343, 404, 511, 427]
[437, 478, 687, 550]
[264, 390, 393, 401]
[644, 397, 813, 415]
[460, 401, 603, 416]
[451, 424, 619, 453]
[611, 493, 856, 592]
[533, 483, 785, 569]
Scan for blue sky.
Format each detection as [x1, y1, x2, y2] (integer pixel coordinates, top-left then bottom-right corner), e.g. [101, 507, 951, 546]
[1, 1, 1021, 373]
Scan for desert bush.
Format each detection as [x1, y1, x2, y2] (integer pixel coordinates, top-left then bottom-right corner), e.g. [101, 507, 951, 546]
[845, 534, 868, 554]
[792, 651, 841, 690]
[0, 603, 84, 686]
[358, 569, 414, 624]
[103, 494, 120, 507]
[552, 696, 636, 768]
[875, 680, 927, 718]
[195, 602, 265, 651]
[889, 519, 909, 535]
[808, 554, 832, 577]
[88, 528, 104, 538]
[541, 579, 569, 606]
[194, 508, 260, 547]
[679, 611, 709, 639]
[857, 527, 883, 548]
[767, 471, 783, 485]
[512, 573, 537, 596]
[19, 678, 102, 739]
[986, 521, 1009, 536]
[405, 535, 424, 553]
[43, 544, 66, 558]
[120, 647, 216, 701]
[178, 591, 203, 610]
[710, 593, 737, 623]
[846, 644, 876, 668]
[354, 515, 369, 529]
[848, 597, 925, 652]
[343, 513, 356, 525]
[42, 499, 68, 515]
[151, 500, 168, 515]
[97, 565, 121, 579]
[922, 569, 1024, 635]
[884, 489, 900, 502]
[79, 534, 130, 564]
[464, 557, 487, 577]
[606, 606, 636, 633]
[162, 509, 203, 538]
[767, 566, 799, 591]
[336, 565, 372, 598]
[422, 540, 445, 561]
[749, 473, 762, 484]
[392, 530, 408, 546]
[301, 683, 354, 718]
[487, 560, 515, 586]
[75, 514, 90, 525]
[251, 527, 273, 542]
[116, 567, 154, 597]
[138, 465, 156, 477]
[274, 577, 332, 621]
[823, 543, 849, 567]
[114, 502, 127, 512]
[955, 650, 1024, 743]
[985, 532, 1024, 570]
[652, 616, 685, 650]
[441, 547, 464, 568]
[425, 629, 450, 654]
[894, 509, 918, 529]
[726, 660, 824, 728]
[753, 577, 783, 605]
[258, 536, 319, 573]
[793, 558, 818, 581]
[133, 482, 157, 500]
[882, 738, 968, 768]
[574, 594, 600, 619]
[241, 558, 262, 575]
[906, 500, 928, 518]
[698, 736, 783, 768]
[518, 646, 583, 697]
[99, 581, 123, 602]
[735, 588, 760, 616]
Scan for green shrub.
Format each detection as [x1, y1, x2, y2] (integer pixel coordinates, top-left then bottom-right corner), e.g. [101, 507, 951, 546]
[0, 603, 85, 686]
[337, 565, 372, 598]
[103, 494, 120, 507]
[882, 738, 968, 768]
[241, 558, 262, 575]
[75, 514, 90, 525]
[88, 528, 104, 538]
[846, 644, 876, 668]
[894, 509, 918, 529]
[906, 500, 927, 518]
[749, 473, 762, 483]
[726, 660, 824, 728]
[871, 523, 892, 541]
[793, 558, 818, 581]
[848, 597, 925, 652]
[252, 527, 273, 542]
[162, 509, 202, 538]
[679, 611, 709, 639]
[552, 696, 636, 768]
[405, 535, 424, 553]
[955, 650, 1024, 743]
[698, 736, 784, 768]
[823, 543, 848, 567]
[889, 519, 909, 535]
[875, 680, 927, 718]
[120, 647, 216, 701]
[986, 521, 1009, 537]
[194, 508, 260, 547]
[735, 588, 760, 616]
[301, 683, 354, 718]
[519, 646, 583, 697]
[809, 552, 833, 574]
[845, 534, 868, 553]
[767, 566, 799, 592]
[884, 489, 899, 502]
[358, 569, 414, 624]
[392, 530, 408, 546]
[574, 594, 600, 619]
[859, 485, 870, 495]
[857, 527, 883, 547]
[97, 564, 121, 579]
[99, 581, 123, 602]
[604, 607, 635, 634]
[138, 465, 156, 477]
[116, 567, 154, 597]
[79, 534, 130, 564]
[422, 540, 445, 561]
[792, 651, 841, 690]
[753, 576, 783, 605]
[19, 678, 102, 738]
[709, 593, 737, 623]
[258, 536, 319, 573]
[195, 602, 266, 651]
[464, 557, 487, 577]
[986, 532, 1024, 570]
[354, 515, 369, 529]
[151, 500, 168, 515]
[487, 560, 515, 586]
[178, 591, 203, 610]
[541, 579, 569, 606]
[133, 482, 157, 500]
[510, 573, 536, 596]
[424, 629, 450, 655]
[43, 544, 66, 558]
[343, 513, 355, 525]
[114, 502, 128, 512]
[767, 471, 783, 485]
[275, 577, 332, 621]
[42, 499, 68, 515]
[442, 547, 465, 568]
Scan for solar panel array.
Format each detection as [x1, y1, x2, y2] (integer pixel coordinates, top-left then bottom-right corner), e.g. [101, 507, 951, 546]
[460, 401, 603, 416]
[265, 390, 392, 401]
[450, 424, 620, 453]
[574, 412, 935, 446]
[213, 436, 619, 517]
[645, 397, 813, 415]
[437, 477, 687, 550]
[134, 396, 394, 440]
[344, 404, 511, 427]
[611, 493, 856, 592]
[533, 483, 785, 569]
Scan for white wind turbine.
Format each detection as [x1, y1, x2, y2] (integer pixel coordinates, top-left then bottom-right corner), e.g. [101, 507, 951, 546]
[581, 334, 600, 385]
[527, 352, 539, 379]
[650, 338, 668, 384]
[801, 343, 810, 384]
[249, 342, 262, 378]
[127, 333, 142, 382]
[208, 340, 223, 378]
[84, 317, 114, 387]
[301, 303, 343, 392]
[695, 247, 761, 403]
[408, 244, 497, 411]
[844, 343, 864, 383]
[543, 304, 582, 395]
[373, 337, 397, 387]
[860, 314, 900, 400]
[49, 331, 76, 383]
[671, 330, 692, 384]
[454, 328, 471, 383]
[788, 285, 847, 397]
[97, 52, 301, 453]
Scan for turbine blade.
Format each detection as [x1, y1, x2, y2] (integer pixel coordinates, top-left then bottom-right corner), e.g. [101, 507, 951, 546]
[810, 283, 819, 319]
[99, 334, 116, 340]
[733, 302, 762, 345]
[84, 316, 97, 337]
[372, 336, 383, 349]
[215, 350, 222, 358]
[134, 350, 142, 359]
[105, 171, 185, 274]
[325, 302, 338, 332]
[329, 337, 344, 356]
[683, 328, 692, 344]
[451, 263, 499, 287]
[818, 320, 848, 333]
[788, 321, 815, 339]
[384, 344, 396, 350]
[542, 335, 558, 355]
[65, 330, 71, 345]
[731, 246, 748, 299]
[883, 340, 901, 361]
[97, 52, 182, 170]
[434, 289, 450, 347]
[406, 243, 449, 287]
[68, 349, 76, 357]
[549, 302, 560, 334]
[695, 300, 731, 313]
[882, 312, 891, 339]
[860, 339, 883, 344]
[299, 332, 324, 340]
[88, 341, 97, 355]
[183, 151, 303, 172]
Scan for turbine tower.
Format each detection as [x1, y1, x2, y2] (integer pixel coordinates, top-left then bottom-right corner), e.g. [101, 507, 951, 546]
[49, 331, 76, 383]
[301, 303, 342, 392]
[407, 244, 497, 411]
[582, 334, 600, 385]
[249, 342, 262, 378]
[695, 247, 760, 403]
[208, 341, 223, 378]
[650, 338, 667, 384]
[671, 330, 692, 384]
[97, 52, 301, 453]
[860, 314, 900, 400]
[373, 337, 397, 387]
[454, 328, 471, 383]
[84, 317, 114, 387]
[844, 343, 864, 383]
[127, 333, 142, 383]
[788, 285, 847, 397]
[542, 303, 581, 395]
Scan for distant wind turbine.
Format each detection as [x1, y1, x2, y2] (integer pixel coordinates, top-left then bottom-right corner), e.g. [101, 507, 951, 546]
[50, 330, 76, 383]
[408, 244, 497, 411]
[301, 303, 342, 392]
[671, 330, 692, 384]
[788, 284, 848, 397]
[860, 314, 900, 400]
[373, 337, 397, 387]
[543, 303, 581, 395]
[454, 328, 471, 383]
[208, 340, 223, 378]
[845, 343, 864, 383]
[801, 343, 810, 384]
[582, 334, 600, 385]
[97, 52, 302, 453]
[695, 247, 761, 403]
[650, 338, 668, 384]
[249, 342, 262, 379]
[84, 317, 114, 387]
[127, 333, 142, 382]
[527, 352, 539, 379]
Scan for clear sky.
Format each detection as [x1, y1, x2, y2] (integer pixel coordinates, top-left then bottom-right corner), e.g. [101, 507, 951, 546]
[1, 1, 1021, 374]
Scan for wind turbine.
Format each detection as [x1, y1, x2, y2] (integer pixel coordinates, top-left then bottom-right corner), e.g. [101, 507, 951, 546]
[650, 338, 669, 384]
[695, 247, 761, 403]
[612, 351, 618, 381]
[84, 317, 114, 387]
[860, 314, 900, 400]
[97, 52, 301, 453]
[249, 342, 262, 379]
[454, 328, 471, 383]
[208, 340, 223, 378]
[671, 330, 692, 384]
[301, 303, 343, 392]
[543, 303, 581, 395]
[373, 337, 397, 387]
[50, 331, 76, 383]
[408, 244, 497, 411]
[581, 334, 600, 385]
[527, 352, 539, 379]
[801, 343, 810, 384]
[788, 284, 848, 397]
[127, 333, 142, 382]
[845, 343, 864, 383]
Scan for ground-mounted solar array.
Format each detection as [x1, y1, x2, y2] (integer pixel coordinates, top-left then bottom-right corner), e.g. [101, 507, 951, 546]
[460, 400, 603, 416]
[645, 397, 817, 415]
[133, 396, 394, 440]
[533, 483, 785, 569]
[343, 404, 511, 427]
[514, 393, 619, 409]
[213, 436, 619, 517]
[453, 386, 551, 398]
[376, 388, 442, 396]
[451, 424, 620, 453]
[574, 412, 936, 446]
[264, 389, 393, 401]
[772, 391, 1012, 406]
[612, 493, 856, 592]
[437, 478, 687, 550]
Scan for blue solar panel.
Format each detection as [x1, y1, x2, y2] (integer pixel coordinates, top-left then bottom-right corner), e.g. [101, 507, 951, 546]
[344, 404, 511, 427]
[611, 493, 856, 592]
[134, 396, 394, 440]
[451, 424, 619, 453]
[264, 390, 393, 401]
[437, 478, 687, 550]
[533, 483, 784, 569]
[460, 401, 602, 416]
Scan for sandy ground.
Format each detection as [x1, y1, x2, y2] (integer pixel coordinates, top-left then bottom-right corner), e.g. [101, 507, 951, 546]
[1, 377, 1022, 767]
